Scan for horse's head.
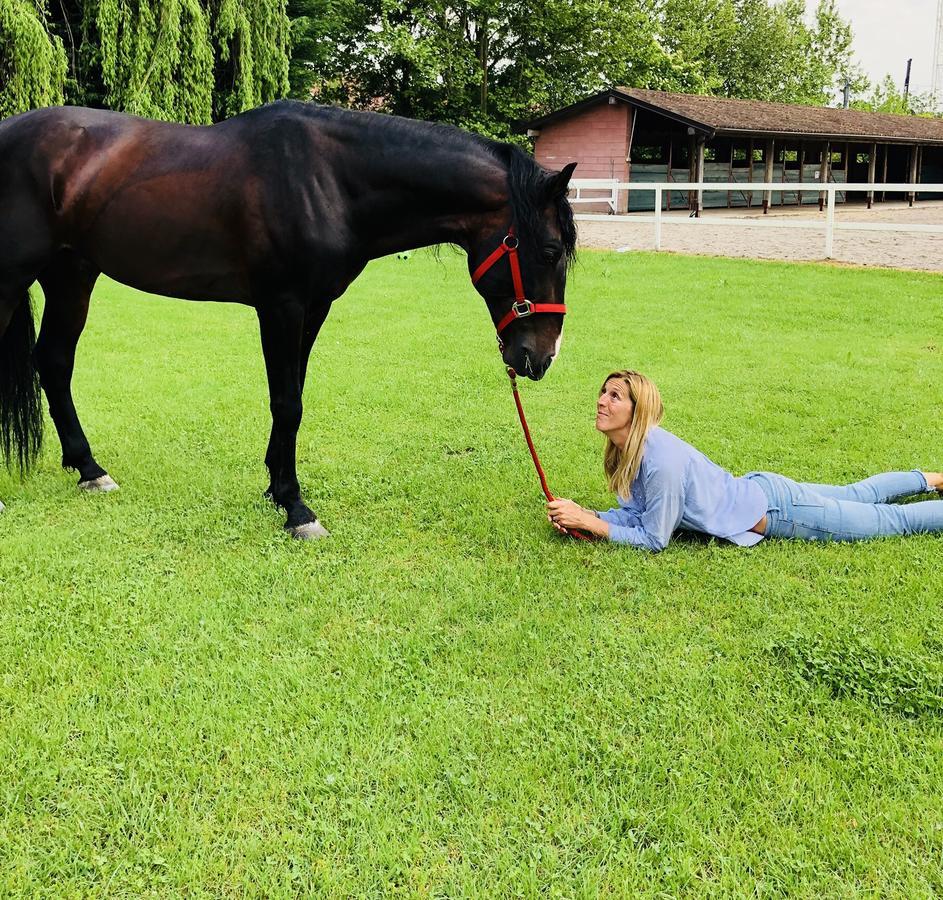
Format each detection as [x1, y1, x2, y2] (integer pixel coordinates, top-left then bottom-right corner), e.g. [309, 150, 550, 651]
[469, 159, 577, 380]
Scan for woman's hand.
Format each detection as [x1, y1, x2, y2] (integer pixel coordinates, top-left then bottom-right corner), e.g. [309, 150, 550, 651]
[546, 499, 608, 537]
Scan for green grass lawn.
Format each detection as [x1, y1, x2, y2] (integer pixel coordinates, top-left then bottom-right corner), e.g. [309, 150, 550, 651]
[2, 249, 943, 895]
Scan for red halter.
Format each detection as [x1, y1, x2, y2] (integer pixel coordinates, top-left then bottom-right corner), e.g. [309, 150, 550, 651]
[471, 226, 567, 343]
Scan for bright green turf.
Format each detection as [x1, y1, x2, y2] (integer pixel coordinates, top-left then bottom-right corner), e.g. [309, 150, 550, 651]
[2, 249, 943, 896]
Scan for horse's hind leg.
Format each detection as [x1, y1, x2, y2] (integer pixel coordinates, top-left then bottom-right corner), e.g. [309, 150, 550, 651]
[35, 253, 116, 492]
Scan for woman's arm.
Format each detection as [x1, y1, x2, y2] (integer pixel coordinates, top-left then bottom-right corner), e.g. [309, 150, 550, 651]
[546, 499, 610, 538]
[607, 464, 684, 550]
[547, 463, 685, 551]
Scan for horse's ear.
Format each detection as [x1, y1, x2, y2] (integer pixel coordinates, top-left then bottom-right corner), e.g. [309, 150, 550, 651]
[546, 162, 577, 198]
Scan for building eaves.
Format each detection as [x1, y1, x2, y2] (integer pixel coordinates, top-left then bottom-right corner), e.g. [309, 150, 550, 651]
[521, 88, 943, 146]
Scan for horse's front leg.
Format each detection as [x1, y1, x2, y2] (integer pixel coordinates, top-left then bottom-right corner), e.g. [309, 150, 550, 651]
[257, 299, 327, 539]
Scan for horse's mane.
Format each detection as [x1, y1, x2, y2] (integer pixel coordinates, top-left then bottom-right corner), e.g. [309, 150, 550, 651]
[271, 102, 576, 269]
[493, 142, 577, 272]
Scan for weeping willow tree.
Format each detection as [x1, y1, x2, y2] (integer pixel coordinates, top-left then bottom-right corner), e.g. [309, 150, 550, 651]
[95, 0, 215, 120]
[1, 0, 289, 123]
[212, 0, 290, 119]
[0, 0, 67, 117]
[95, 0, 289, 121]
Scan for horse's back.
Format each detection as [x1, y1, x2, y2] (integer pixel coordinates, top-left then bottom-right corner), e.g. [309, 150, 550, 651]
[1, 107, 268, 301]
[0, 101, 486, 304]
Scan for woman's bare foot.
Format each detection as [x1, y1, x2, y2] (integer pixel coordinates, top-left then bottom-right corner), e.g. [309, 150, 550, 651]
[922, 472, 943, 492]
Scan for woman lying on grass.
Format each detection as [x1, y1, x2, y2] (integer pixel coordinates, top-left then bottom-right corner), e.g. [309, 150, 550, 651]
[547, 370, 943, 550]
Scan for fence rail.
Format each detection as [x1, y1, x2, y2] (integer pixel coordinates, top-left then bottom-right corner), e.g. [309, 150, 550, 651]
[569, 180, 943, 258]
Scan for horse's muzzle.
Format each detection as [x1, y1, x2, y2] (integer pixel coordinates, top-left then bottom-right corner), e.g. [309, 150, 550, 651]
[506, 346, 554, 381]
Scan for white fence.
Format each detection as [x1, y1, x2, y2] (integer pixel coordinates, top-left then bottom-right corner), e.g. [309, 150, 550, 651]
[569, 180, 943, 258]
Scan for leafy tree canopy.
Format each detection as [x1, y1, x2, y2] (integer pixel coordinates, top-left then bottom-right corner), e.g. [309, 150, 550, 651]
[851, 74, 938, 118]
[284, 0, 865, 139]
[0, 0, 67, 118]
[1, 0, 289, 122]
[6, 0, 925, 141]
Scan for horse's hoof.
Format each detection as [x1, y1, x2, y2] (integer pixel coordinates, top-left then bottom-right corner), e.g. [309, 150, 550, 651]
[79, 475, 120, 493]
[287, 519, 330, 540]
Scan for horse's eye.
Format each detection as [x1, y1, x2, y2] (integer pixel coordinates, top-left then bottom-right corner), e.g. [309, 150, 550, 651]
[543, 245, 562, 264]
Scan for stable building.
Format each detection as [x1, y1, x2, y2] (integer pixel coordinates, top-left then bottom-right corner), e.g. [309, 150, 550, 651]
[523, 88, 943, 214]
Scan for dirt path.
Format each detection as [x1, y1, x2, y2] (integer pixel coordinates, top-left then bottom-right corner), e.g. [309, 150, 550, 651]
[576, 200, 943, 272]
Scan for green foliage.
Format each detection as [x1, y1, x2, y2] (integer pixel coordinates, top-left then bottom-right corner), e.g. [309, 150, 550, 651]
[0, 0, 67, 117]
[284, 0, 860, 139]
[0, 0, 883, 138]
[656, 0, 860, 105]
[94, 0, 289, 122]
[214, 0, 290, 119]
[285, 0, 708, 140]
[772, 630, 943, 717]
[851, 74, 940, 118]
[96, 0, 215, 121]
[4, 0, 289, 123]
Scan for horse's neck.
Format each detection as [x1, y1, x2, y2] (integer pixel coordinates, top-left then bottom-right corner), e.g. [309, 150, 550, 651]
[345, 137, 509, 259]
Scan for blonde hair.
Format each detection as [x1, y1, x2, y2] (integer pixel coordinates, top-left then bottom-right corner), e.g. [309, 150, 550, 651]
[601, 370, 664, 498]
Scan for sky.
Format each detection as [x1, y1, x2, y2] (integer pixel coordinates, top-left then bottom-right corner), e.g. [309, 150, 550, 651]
[811, 0, 939, 95]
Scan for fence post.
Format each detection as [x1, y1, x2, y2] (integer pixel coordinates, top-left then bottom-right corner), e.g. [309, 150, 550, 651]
[654, 187, 662, 251]
[824, 185, 836, 258]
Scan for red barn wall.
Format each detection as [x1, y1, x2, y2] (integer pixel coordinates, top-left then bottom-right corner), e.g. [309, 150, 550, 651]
[534, 102, 631, 212]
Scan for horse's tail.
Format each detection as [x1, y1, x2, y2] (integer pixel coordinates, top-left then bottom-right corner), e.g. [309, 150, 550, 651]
[0, 290, 43, 474]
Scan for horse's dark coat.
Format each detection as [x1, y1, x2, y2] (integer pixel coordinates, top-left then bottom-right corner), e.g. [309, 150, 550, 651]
[0, 101, 576, 532]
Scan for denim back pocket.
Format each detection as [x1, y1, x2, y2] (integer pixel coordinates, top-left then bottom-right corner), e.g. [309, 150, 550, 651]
[787, 496, 835, 540]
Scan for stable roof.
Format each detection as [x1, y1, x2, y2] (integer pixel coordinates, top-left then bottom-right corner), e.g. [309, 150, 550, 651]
[524, 88, 943, 145]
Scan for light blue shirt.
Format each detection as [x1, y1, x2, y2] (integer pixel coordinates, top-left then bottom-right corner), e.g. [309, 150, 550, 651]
[597, 426, 769, 551]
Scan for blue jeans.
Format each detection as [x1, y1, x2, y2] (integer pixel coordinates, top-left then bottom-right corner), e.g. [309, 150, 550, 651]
[746, 471, 943, 542]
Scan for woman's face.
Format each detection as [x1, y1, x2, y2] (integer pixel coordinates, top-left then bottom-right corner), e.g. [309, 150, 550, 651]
[596, 378, 634, 437]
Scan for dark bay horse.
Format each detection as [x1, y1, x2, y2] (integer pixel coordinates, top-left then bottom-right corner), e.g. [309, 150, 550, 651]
[0, 101, 576, 537]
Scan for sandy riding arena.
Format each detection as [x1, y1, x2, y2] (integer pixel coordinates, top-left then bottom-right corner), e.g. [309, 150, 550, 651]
[577, 200, 943, 272]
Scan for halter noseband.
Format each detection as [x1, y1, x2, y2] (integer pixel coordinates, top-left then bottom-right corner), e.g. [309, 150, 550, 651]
[471, 226, 567, 346]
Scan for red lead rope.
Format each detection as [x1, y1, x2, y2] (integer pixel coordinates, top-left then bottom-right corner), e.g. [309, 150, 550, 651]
[473, 226, 587, 540]
[506, 367, 594, 542]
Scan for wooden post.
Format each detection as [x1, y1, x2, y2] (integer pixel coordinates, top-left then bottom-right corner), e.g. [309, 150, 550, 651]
[780, 143, 786, 206]
[622, 107, 635, 215]
[844, 142, 850, 206]
[798, 142, 805, 207]
[881, 146, 888, 202]
[727, 142, 733, 209]
[688, 133, 696, 214]
[867, 142, 877, 209]
[818, 142, 830, 212]
[763, 139, 774, 214]
[819, 141, 832, 212]
[909, 144, 919, 206]
[695, 138, 705, 217]
[666, 138, 673, 211]
[748, 138, 754, 208]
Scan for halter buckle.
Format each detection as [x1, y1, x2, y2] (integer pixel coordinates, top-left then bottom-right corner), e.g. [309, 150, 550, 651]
[511, 300, 533, 319]
[503, 234, 519, 250]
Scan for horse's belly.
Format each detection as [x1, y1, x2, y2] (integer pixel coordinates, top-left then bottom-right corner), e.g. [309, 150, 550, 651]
[100, 252, 250, 304]
[77, 173, 252, 302]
